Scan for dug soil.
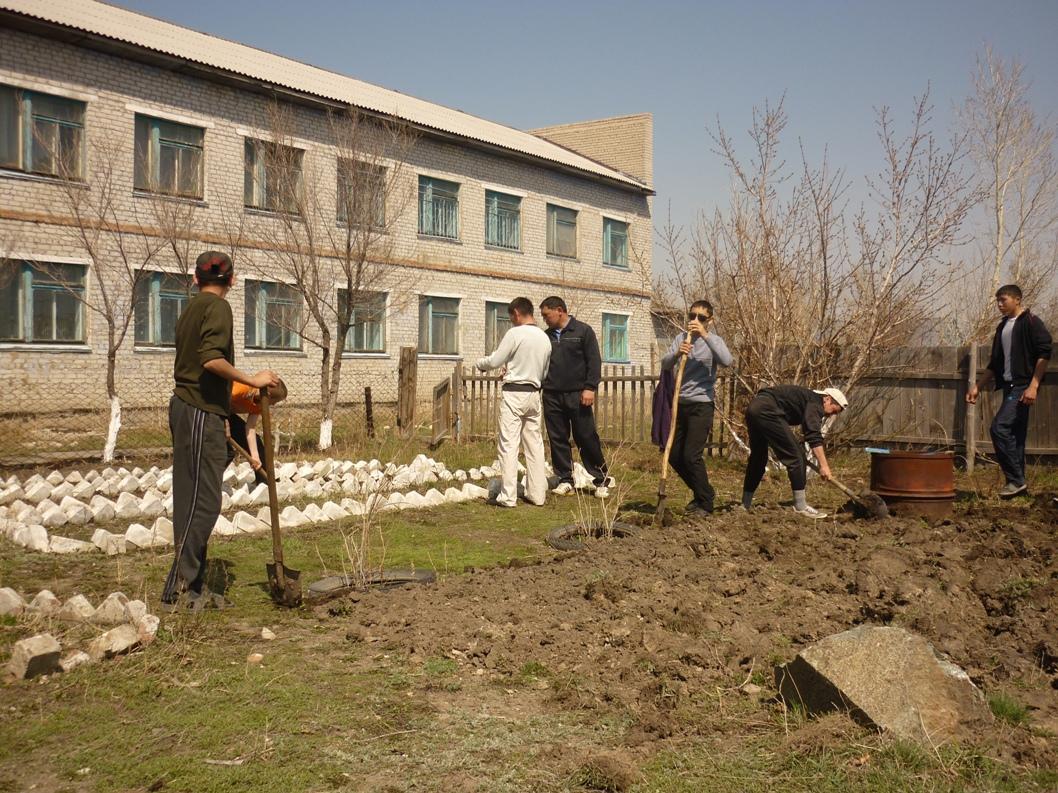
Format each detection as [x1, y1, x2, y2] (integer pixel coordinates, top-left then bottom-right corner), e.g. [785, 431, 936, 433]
[319, 496, 1058, 770]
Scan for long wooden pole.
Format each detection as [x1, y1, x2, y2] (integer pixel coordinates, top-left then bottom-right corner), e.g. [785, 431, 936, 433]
[654, 346, 689, 527]
[966, 341, 978, 474]
[259, 391, 287, 594]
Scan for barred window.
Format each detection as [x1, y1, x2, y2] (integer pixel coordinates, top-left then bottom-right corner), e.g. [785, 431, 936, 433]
[0, 85, 85, 179]
[485, 191, 521, 250]
[134, 115, 204, 199]
[245, 280, 302, 350]
[418, 176, 459, 239]
[0, 260, 86, 344]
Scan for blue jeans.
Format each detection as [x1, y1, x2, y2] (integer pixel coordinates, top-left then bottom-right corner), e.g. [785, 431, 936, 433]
[989, 385, 1030, 486]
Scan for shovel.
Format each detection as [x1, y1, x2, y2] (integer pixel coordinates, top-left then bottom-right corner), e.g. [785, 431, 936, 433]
[806, 458, 889, 519]
[654, 349, 689, 528]
[258, 391, 302, 607]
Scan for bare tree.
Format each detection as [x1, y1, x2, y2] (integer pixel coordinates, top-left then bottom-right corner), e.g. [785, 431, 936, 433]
[44, 134, 165, 460]
[245, 101, 416, 450]
[658, 92, 977, 442]
[953, 47, 1058, 341]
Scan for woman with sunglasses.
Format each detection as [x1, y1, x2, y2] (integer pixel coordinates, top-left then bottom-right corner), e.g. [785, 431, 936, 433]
[659, 300, 733, 515]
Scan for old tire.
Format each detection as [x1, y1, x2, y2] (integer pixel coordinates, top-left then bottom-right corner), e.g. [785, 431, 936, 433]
[546, 521, 636, 552]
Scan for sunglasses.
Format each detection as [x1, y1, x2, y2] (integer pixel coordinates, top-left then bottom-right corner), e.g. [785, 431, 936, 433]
[687, 312, 712, 322]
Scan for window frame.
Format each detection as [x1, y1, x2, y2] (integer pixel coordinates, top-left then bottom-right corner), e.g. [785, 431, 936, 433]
[0, 259, 87, 345]
[600, 312, 631, 363]
[602, 217, 630, 269]
[244, 279, 303, 351]
[339, 289, 388, 354]
[243, 138, 304, 214]
[484, 190, 521, 251]
[0, 84, 86, 180]
[134, 114, 205, 200]
[418, 295, 461, 356]
[336, 158, 387, 229]
[417, 175, 460, 240]
[546, 203, 578, 259]
[133, 270, 194, 348]
[484, 300, 513, 352]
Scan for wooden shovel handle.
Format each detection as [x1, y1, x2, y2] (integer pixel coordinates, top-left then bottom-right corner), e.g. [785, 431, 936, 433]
[258, 392, 286, 587]
[659, 341, 690, 483]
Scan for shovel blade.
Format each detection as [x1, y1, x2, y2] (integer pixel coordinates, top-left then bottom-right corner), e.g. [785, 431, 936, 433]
[266, 562, 303, 607]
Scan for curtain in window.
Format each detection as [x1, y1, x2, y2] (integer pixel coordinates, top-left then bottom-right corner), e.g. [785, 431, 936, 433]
[602, 314, 629, 362]
[0, 86, 19, 169]
[485, 301, 512, 351]
[485, 191, 520, 250]
[418, 177, 459, 238]
[603, 218, 629, 268]
[419, 296, 459, 354]
[547, 205, 577, 257]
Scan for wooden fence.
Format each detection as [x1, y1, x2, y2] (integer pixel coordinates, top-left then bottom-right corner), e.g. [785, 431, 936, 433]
[452, 343, 1058, 459]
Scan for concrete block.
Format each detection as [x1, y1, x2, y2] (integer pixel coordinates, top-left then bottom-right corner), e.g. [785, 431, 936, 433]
[50, 482, 74, 501]
[302, 503, 327, 523]
[116, 475, 140, 494]
[49, 535, 96, 554]
[151, 517, 174, 545]
[84, 470, 100, 483]
[0, 587, 26, 616]
[91, 529, 126, 555]
[124, 599, 148, 624]
[276, 462, 298, 480]
[320, 501, 349, 520]
[24, 481, 53, 503]
[13, 525, 50, 552]
[45, 471, 65, 486]
[229, 486, 251, 508]
[71, 480, 97, 500]
[423, 489, 446, 507]
[340, 499, 365, 516]
[248, 483, 269, 506]
[27, 589, 62, 616]
[139, 495, 164, 518]
[304, 482, 324, 499]
[87, 624, 141, 661]
[124, 523, 155, 549]
[92, 592, 129, 626]
[156, 472, 173, 493]
[60, 651, 92, 672]
[232, 511, 269, 534]
[7, 634, 61, 679]
[279, 506, 309, 528]
[58, 594, 95, 621]
[212, 514, 238, 536]
[461, 483, 489, 500]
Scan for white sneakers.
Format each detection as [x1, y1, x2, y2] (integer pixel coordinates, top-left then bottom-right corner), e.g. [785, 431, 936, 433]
[793, 505, 828, 519]
[550, 477, 614, 498]
[551, 482, 574, 495]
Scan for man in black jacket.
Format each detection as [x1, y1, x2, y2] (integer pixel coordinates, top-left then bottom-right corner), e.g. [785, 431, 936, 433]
[741, 385, 847, 518]
[967, 284, 1052, 498]
[539, 296, 613, 498]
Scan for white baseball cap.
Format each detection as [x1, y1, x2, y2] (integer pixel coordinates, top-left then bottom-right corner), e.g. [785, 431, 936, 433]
[814, 387, 849, 409]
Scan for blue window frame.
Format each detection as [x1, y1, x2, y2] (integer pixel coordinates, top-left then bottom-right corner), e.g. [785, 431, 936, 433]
[547, 204, 577, 258]
[134, 115, 204, 199]
[245, 280, 302, 350]
[484, 301, 512, 351]
[418, 176, 459, 239]
[340, 290, 387, 353]
[0, 260, 86, 344]
[0, 85, 85, 179]
[603, 218, 629, 268]
[244, 138, 302, 214]
[601, 313, 629, 363]
[134, 271, 193, 347]
[485, 191, 520, 250]
[419, 295, 459, 355]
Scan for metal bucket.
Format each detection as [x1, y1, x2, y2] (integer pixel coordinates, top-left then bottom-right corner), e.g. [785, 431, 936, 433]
[869, 451, 955, 519]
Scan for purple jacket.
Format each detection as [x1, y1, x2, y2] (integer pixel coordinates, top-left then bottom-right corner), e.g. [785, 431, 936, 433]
[651, 367, 677, 449]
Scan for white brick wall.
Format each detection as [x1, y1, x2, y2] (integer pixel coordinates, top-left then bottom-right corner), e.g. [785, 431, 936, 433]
[0, 27, 653, 414]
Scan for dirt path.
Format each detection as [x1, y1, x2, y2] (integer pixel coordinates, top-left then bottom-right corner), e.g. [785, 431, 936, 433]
[319, 497, 1058, 770]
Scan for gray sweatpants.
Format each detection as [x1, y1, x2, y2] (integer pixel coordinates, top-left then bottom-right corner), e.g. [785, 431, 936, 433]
[162, 395, 227, 603]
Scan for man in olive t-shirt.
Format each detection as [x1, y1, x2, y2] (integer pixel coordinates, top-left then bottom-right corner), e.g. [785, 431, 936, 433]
[162, 251, 279, 610]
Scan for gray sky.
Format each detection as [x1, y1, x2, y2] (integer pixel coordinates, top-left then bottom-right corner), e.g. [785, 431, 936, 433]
[116, 0, 1058, 268]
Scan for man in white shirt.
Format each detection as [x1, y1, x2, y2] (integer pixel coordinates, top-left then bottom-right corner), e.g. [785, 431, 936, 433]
[476, 297, 553, 507]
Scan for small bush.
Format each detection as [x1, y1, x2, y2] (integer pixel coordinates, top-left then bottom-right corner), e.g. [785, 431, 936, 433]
[989, 693, 1029, 726]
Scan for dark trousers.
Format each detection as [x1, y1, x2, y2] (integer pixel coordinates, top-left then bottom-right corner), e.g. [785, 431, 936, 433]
[990, 385, 1030, 486]
[163, 396, 227, 603]
[543, 390, 608, 485]
[226, 413, 269, 485]
[743, 393, 807, 493]
[668, 401, 716, 507]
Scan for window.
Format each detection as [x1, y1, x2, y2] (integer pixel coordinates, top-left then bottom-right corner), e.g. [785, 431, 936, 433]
[547, 204, 577, 258]
[485, 191, 521, 250]
[245, 280, 301, 350]
[601, 313, 629, 362]
[418, 176, 459, 239]
[418, 296, 459, 355]
[134, 271, 193, 347]
[244, 138, 303, 213]
[0, 260, 86, 344]
[134, 115, 204, 199]
[340, 290, 387, 353]
[484, 301, 512, 351]
[0, 85, 85, 179]
[603, 218, 629, 268]
[337, 159, 386, 228]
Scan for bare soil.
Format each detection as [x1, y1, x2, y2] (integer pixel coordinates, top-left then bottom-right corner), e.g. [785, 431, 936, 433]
[319, 495, 1058, 770]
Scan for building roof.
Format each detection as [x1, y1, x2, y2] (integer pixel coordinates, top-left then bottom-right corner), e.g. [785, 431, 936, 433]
[0, 0, 652, 194]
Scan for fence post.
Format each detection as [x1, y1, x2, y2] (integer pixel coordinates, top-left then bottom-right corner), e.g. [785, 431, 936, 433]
[397, 346, 418, 438]
[965, 341, 977, 473]
[451, 362, 463, 442]
[364, 386, 374, 438]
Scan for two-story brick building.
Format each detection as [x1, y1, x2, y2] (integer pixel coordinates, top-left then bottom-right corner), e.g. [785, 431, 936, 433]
[0, 0, 653, 450]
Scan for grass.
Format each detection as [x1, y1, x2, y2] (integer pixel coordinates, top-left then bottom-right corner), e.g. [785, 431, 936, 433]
[989, 693, 1031, 726]
[0, 443, 1055, 792]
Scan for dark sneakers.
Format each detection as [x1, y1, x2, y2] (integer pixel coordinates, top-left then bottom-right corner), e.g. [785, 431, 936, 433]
[685, 500, 714, 516]
[160, 589, 234, 613]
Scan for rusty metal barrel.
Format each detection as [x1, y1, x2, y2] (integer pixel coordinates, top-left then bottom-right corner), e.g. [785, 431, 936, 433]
[869, 451, 955, 519]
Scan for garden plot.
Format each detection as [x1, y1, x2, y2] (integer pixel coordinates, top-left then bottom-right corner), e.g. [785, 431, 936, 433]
[0, 454, 500, 556]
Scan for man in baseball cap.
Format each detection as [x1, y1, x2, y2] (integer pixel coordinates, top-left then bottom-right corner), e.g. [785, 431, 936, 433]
[163, 250, 280, 610]
[740, 384, 847, 518]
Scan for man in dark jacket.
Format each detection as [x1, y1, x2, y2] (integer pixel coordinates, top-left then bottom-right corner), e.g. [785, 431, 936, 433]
[539, 296, 613, 498]
[741, 385, 847, 518]
[967, 284, 1052, 498]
